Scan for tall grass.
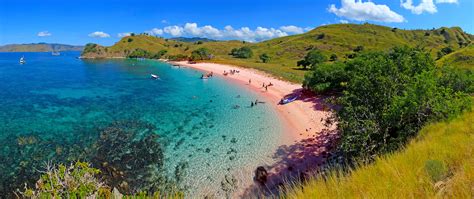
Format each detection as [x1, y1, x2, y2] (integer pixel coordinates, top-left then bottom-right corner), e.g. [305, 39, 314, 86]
[286, 111, 474, 198]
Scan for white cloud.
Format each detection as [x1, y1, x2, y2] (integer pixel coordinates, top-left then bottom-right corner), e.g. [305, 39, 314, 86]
[37, 31, 52, 37]
[117, 32, 132, 37]
[146, 28, 164, 36]
[163, 25, 184, 37]
[339, 19, 349, 24]
[161, 19, 168, 24]
[146, 23, 310, 42]
[436, 0, 458, 3]
[304, 27, 314, 31]
[280, 25, 304, 34]
[401, 0, 458, 14]
[401, 0, 437, 14]
[88, 31, 110, 38]
[329, 0, 405, 23]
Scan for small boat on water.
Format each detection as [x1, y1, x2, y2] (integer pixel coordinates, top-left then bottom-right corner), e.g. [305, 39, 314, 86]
[151, 74, 159, 79]
[51, 51, 60, 56]
[279, 95, 299, 105]
[19, 56, 25, 64]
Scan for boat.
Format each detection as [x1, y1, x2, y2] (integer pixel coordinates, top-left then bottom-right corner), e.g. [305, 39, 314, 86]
[279, 95, 299, 105]
[151, 74, 159, 79]
[51, 51, 60, 56]
[19, 56, 25, 64]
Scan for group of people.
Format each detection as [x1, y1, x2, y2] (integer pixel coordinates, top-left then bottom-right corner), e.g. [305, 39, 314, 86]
[201, 72, 214, 79]
[262, 82, 274, 91]
[223, 69, 239, 76]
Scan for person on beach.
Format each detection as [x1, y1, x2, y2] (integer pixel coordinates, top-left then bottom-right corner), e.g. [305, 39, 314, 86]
[262, 83, 265, 88]
[255, 99, 258, 104]
[249, 79, 251, 84]
[265, 85, 268, 91]
[251, 102, 254, 107]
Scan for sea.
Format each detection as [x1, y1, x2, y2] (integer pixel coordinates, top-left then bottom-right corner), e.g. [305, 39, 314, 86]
[0, 52, 286, 197]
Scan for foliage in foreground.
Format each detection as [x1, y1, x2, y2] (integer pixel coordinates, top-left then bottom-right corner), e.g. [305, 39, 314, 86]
[19, 161, 107, 198]
[19, 161, 185, 199]
[303, 47, 473, 161]
[286, 110, 474, 198]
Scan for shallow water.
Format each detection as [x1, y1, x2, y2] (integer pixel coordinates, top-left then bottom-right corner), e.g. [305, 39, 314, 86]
[0, 52, 285, 196]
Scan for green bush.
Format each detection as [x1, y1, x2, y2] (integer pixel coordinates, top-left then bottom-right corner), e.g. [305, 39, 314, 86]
[191, 48, 211, 60]
[82, 43, 98, 55]
[19, 161, 107, 198]
[297, 49, 327, 70]
[304, 46, 472, 162]
[230, 47, 253, 58]
[168, 54, 189, 61]
[259, 53, 271, 63]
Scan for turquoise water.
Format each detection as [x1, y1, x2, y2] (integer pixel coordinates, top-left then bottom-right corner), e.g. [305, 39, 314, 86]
[0, 52, 284, 196]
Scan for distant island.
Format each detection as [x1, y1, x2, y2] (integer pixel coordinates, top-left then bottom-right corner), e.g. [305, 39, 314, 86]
[0, 43, 84, 52]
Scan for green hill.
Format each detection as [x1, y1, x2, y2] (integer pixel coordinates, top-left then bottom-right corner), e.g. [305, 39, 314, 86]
[437, 44, 474, 70]
[286, 110, 474, 198]
[0, 43, 84, 52]
[81, 24, 473, 82]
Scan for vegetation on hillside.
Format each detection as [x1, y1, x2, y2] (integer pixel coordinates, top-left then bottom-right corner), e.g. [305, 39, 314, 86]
[230, 46, 254, 58]
[80, 24, 472, 82]
[304, 47, 472, 162]
[437, 44, 474, 70]
[287, 110, 474, 198]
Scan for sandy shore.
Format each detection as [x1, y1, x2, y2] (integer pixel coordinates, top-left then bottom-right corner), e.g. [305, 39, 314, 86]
[171, 61, 335, 143]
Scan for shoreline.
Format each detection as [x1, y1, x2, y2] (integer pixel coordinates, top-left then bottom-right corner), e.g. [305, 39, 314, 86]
[170, 61, 335, 143]
[170, 61, 338, 196]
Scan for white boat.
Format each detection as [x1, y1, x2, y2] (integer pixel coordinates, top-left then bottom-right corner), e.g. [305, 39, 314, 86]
[151, 74, 159, 79]
[19, 56, 25, 64]
[51, 51, 60, 56]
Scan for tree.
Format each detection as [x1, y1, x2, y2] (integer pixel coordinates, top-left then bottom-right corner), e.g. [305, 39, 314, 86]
[230, 47, 253, 58]
[437, 46, 454, 59]
[191, 48, 211, 60]
[259, 53, 271, 63]
[297, 49, 327, 70]
[353, 45, 364, 52]
[325, 47, 472, 162]
[130, 33, 135, 36]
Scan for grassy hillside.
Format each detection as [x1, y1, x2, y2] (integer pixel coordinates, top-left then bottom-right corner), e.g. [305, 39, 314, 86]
[81, 23, 473, 82]
[286, 110, 474, 198]
[0, 43, 83, 52]
[437, 44, 474, 70]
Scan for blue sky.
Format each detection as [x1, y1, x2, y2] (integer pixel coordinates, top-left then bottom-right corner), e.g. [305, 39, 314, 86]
[0, 0, 472, 46]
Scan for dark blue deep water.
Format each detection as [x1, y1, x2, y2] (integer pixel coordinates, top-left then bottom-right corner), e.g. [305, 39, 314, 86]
[0, 52, 284, 196]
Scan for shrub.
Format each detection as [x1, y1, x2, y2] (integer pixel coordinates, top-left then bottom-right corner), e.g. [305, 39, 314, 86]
[19, 161, 107, 198]
[304, 47, 472, 162]
[353, 45, 364, 52]
[191, 48, 211, 60]
[82, 43, 98, 55]
[297, 49, 327, 70]
[329, 54, 338, 61]
[230, 47, 253, 58]
[168, 54, 189, 61]
[259, 53, 271, 63]
[128, 38, 133, 42]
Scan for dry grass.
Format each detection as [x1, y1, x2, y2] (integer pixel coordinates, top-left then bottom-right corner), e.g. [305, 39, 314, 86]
[286, 111, 474, 198]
